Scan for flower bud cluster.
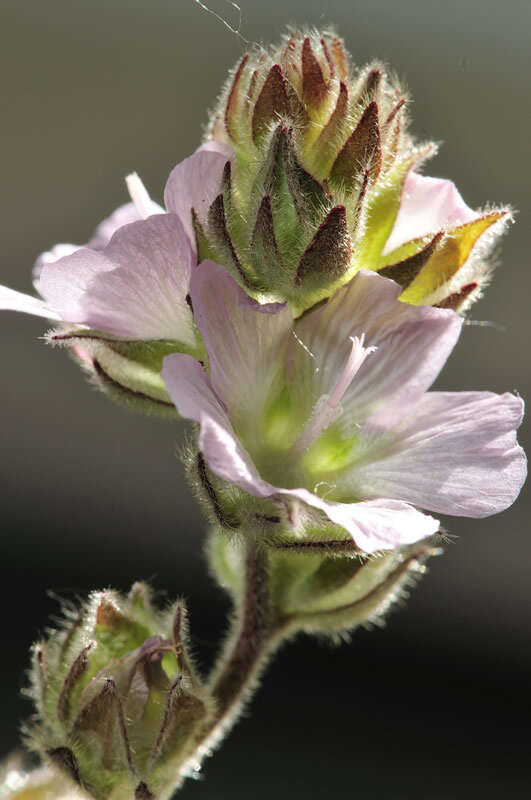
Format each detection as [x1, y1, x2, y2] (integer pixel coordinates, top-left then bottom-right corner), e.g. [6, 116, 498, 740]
[25, 585, 214, 800]
[204, 29, 509, 313]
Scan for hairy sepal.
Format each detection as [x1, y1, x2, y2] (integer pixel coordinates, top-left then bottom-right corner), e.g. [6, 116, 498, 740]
[47, 328, 205, 418]
[207, 518, 440, 638]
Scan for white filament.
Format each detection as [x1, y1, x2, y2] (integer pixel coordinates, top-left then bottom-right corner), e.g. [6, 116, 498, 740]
[328, 334, 377, 409]
[292, 334, 377, 456]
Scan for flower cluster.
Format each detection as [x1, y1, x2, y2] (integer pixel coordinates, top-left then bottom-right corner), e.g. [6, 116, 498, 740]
[1, 25, 527, 800]
[1, 29, 525, 551]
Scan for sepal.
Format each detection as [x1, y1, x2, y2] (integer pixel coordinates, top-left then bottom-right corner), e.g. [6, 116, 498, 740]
[398, 211, 511, 309]
[268, 540, 439, 635]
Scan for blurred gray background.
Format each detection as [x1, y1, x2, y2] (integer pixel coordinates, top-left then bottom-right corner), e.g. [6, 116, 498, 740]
[1, 1, 530, 797]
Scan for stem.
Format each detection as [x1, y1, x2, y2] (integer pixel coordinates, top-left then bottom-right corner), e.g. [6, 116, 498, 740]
[183, 538, 283, 775]
[210, 539, 271, 717]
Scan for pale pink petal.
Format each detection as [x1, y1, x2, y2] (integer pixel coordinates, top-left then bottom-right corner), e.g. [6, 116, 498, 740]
[200, 141, 235, 157]
[284, 490, 439, 553]
[0, 285, 60, 320]
[190, 261, 293, 419]
[33, 243, 81, 287]
[162, 353, 439, 553]
[344, 392, 526, 517]
[87, 200, 163, 250]
[164, 143, 234, 254]
[292, 270, 462, 426]
[383, 173, 478, 256]
[39, 214, 196, 343]
[162, 354, 274, 497]
[37, 249, 114, 317]
[33, 200, 164, 289]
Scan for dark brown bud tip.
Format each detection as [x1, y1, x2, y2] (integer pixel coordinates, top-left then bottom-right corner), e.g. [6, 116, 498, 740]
[315, 81, 349, 157]
[302, 37, 328, 108]
[135, 782, 155, 800]
[47, 747, 82, 786]
[252, 195, 281, 262]
[295, 205, 351, 286]
[357, 67, 382, 105]
[331, 101, 382, 189]
[207, 194, 248, 285]
[225, 54, 250, 141]
[436, 282, 478, 310]
[57, 643, 93, 724]
[252, 65, 290, 143]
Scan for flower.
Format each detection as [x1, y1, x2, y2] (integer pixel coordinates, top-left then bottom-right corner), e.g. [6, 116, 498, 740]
[197, 29, 510, 313]
[0, 142, 233, 413]
[162, 262, 525, 554]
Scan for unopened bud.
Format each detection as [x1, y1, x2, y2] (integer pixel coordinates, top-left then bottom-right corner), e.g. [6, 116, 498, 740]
[48, 329, 182, 418]
[208, 525, 440, 637]
[269, 541, 439, 635]
[203, 29, 509, 314]
[25, 585, 214, 800]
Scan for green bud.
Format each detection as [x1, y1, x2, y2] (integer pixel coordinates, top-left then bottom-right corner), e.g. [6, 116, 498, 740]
[208, 525, 439, 638]
[25, 584, 214, 800]
[203, 29, 509, 314]
[269, 541, 438, 635]
[47, 327, 202, 418]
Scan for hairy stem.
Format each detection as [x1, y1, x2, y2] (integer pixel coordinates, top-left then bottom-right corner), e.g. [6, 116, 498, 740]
[182, 538, 283, 776]
[210, 539, 271, 717]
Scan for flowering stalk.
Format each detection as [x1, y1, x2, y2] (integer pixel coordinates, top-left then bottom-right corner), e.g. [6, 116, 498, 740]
[187, 538, 275, 769]
[182, 528, 439, 781]
[6, 530, 434, 800]
[0, 23, 526, 800]
[208, 539, 271, 717]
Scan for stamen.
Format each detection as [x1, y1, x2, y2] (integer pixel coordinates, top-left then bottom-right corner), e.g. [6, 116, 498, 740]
[126, 172, 154, 219]
[328, 334, 377, 409]
[291, 333, 377, 456]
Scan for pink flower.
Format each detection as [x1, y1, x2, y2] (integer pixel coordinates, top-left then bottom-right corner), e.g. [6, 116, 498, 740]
[0, 142, 232, 347]
[162, 263, 526, 554]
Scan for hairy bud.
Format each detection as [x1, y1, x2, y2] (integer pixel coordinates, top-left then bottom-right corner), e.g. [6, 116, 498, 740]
[203, 29, 509, 314]
[25, 585, 214, 800]
[208, 526, 440, 638]
[47, 329, 185, 418]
